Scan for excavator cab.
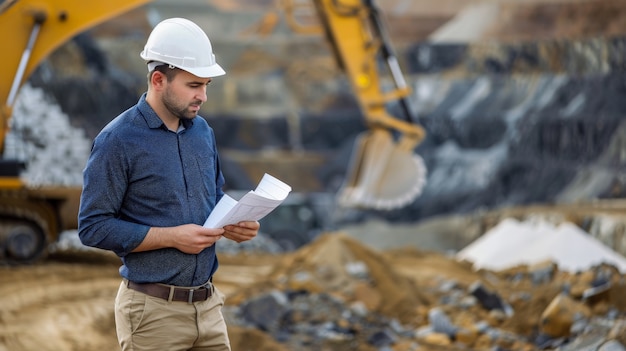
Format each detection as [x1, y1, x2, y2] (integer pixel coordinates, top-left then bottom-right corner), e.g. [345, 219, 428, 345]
[281, 0, 428, 210]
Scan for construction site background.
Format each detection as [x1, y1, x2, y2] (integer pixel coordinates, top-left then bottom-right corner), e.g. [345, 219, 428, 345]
[3, 0, 626, 350]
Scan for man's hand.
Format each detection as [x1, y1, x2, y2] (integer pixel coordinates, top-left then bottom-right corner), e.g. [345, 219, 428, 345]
[171, 224, 225, 254]
[223, 221, 259, 243]
[135, 224, 224, 254]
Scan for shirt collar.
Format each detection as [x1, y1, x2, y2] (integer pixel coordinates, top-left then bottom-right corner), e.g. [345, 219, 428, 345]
[137, 93, 194, 130]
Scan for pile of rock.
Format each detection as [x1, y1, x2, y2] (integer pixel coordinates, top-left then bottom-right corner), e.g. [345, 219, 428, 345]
[457, 218, 626, 274]
[5, 84, 91, 186]
[224, 233, 626, 351]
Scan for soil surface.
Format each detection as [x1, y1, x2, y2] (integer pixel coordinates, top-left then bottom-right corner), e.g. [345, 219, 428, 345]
[0, 239, 479, 351]
[0, 249, 284, 351]
[0, 233, 583, 351]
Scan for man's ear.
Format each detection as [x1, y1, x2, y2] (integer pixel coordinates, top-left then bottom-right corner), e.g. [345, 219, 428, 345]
[150, 71, 166, 90]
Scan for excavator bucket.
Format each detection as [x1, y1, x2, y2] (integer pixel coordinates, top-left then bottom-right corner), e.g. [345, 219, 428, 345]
[337, 128, 427, 210]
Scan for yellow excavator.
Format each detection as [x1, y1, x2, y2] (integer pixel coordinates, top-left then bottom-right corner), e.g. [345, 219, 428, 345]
[276, 0, 427, 209]
[0, 0, 427, 263]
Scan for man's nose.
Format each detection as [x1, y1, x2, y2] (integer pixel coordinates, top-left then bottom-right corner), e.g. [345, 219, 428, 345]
[195, 85, 208, 103]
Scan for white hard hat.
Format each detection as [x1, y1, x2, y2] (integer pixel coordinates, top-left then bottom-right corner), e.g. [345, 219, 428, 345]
[140, 17, 225, 78]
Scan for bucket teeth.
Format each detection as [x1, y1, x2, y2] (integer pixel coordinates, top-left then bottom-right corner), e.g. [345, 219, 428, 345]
[337, 129, 427, 210]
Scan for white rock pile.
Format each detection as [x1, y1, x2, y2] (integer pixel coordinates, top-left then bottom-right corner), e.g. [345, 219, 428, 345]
[4, 84, 92, 186]
[457, 217, 626, 273]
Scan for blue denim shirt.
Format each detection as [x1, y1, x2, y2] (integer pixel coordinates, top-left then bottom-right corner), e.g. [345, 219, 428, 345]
[78, 94, 225, 286]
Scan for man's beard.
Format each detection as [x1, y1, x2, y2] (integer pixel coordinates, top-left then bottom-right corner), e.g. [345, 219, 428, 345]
[162, 87, 202, 120]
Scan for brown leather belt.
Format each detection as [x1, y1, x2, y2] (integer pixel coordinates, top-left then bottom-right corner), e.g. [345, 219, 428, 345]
[126, 280, 213, 304]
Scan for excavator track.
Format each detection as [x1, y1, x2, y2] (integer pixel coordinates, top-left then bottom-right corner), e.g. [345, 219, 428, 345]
[0, 189, 60, 264]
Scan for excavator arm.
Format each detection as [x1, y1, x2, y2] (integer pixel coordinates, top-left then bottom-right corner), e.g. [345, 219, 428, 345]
[281, 0, 428, 209]
[0, 0, 152, 156]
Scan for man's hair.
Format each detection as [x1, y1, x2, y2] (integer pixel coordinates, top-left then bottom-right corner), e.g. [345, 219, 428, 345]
[148, 64, 180, 83]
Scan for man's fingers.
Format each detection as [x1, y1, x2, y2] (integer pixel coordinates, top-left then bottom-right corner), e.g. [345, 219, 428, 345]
[236, 221, 260, 229]
[224, 221, 259, 232]
[202, 228, 224, 236]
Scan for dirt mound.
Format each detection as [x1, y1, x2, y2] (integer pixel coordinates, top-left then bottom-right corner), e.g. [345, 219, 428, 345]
[230, 232, 429, 323]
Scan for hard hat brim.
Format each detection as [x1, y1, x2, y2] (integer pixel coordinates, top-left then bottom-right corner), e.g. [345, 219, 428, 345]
[186, 63, 226, 78]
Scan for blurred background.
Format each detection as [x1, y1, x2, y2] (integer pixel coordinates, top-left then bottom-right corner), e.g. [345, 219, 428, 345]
[3, 1, 626, 350]
[9, 0, 626, 250]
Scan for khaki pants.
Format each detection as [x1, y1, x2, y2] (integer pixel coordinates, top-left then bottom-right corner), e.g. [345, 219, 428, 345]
[115, 281, 230, 351]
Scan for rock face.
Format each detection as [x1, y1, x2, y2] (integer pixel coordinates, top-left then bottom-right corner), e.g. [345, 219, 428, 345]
[391, 36, 626, 222]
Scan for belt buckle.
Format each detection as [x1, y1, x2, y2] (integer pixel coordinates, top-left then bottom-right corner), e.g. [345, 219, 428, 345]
[187, 289, 195, 304]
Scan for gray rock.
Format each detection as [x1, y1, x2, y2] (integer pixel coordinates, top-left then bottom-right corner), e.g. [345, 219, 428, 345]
[367, 329, 396, 348]
[599, 340, 626, 351]
[240, 290, 290, 332]
[428, 307, 458, 337]
[598, 340, 626, 351]
[557, 332, 607, 351]
[469, 281, 510, 313]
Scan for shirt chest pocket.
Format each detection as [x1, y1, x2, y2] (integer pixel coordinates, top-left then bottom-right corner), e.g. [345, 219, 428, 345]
[194, 153, 217, 199]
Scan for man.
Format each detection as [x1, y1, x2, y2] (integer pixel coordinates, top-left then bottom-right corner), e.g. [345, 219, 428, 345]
[78, 17, 259, 351]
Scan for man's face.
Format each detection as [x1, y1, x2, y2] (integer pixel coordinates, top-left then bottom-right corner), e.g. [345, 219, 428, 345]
[161, 69, 211, 120]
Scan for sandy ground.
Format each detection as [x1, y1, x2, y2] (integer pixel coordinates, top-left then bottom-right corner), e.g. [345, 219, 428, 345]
[0, 253, 122, 351]
[0, 249, 284, 351]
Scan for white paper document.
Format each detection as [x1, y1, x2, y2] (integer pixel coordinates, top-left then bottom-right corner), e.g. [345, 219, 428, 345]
[203, 173, 292, 228]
